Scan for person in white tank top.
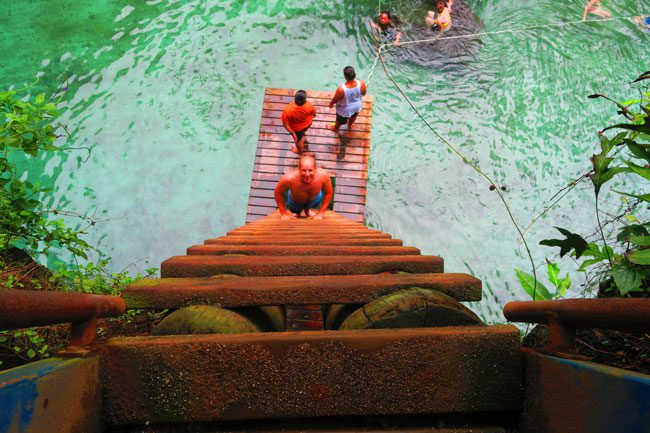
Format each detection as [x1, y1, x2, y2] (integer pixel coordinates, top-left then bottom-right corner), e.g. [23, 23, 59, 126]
[326, 66, 367, 132]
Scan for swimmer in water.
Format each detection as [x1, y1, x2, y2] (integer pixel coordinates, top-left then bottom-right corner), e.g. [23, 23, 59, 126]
[426, 0, 454, 33]
[582, 0, 611, 22]
[634, 15, 650, 31]
[369, 11, 402, 46]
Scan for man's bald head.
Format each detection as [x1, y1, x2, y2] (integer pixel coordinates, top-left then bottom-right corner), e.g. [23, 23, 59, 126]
[299, 155, 316, 169]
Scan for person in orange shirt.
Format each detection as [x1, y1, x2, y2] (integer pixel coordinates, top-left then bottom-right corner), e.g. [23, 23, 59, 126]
[281, 90, 316, 155]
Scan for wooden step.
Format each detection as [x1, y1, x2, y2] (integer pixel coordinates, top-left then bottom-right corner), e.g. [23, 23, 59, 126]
[203, 238, 403, 246]
[101, 325, 522, 425]
[211, 233, 393, 241]
[123, 273, 480, 309]
[187, 245, 420, 256]
[228, 227, 383, 235]
[160, 255, 444, 278]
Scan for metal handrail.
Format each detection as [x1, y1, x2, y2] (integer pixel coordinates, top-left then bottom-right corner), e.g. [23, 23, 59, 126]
[504, 298, 650, 356]
[0, 288, 126, 348]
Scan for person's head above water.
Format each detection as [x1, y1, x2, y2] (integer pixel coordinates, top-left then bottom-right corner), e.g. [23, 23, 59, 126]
[298, 155, 316, 183]
[294, 90, 307, 106]
[436, 1, 446, 12]
[343, 66, 356, 82]
[379, 11, 391, 25]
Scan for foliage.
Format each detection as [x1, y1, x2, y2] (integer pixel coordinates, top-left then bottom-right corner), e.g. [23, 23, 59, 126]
[522, 72, 650, 298]
[0, 81, 90, 259]
[515, 260, 571, 300]
[0, 80, 158, 369]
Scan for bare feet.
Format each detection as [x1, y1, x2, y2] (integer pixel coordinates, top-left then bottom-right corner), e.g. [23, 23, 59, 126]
[281, 213, 297, 220]
[307, 208, 318, 218]
[290, 146, 300, 154]
[326, 122, 339, 132]
[311, 212, 323, 220]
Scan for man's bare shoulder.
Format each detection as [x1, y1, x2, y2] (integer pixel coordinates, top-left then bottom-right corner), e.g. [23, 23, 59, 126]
[281, 169, 301, 182]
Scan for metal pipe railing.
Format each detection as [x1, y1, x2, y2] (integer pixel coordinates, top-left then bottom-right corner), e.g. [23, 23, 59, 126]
[0, 289, 126, 347]
[504, 298, 650, 356]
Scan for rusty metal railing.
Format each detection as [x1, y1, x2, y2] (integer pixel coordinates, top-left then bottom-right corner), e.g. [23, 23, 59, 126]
[504, 298, 650, 357]
[0, 288, 126, 349]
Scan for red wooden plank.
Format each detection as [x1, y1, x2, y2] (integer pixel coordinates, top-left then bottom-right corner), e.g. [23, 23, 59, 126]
[250, 179, 279, 190]
[254, 166, 367, 178]
[333, 177, 368, 188]
[261, 109, 372, 124]
[259, 118, 372, 133]
[249, 196, 278, 207]
[265, 88, 374, 103]
[334, 202, 365, 214]
[336, 211, 365, 222]
[335, 185, 367, 196]
[247, 204, 276, 216]
[259, 124, 370, 140]
[254, 158, 367, 173]
[257, 133, 370, 148]
[262, 101, 372, 112]
[256, 148, 368, 165]
[257, 139, 370, 155]
[262, 98, 373, 113]
[334, 193, 366, 205]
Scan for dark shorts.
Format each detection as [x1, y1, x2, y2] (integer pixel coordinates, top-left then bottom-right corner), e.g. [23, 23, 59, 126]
[336, 112, 359, 125]
[294, 121, 312, 142]
[286, 190, 323, 214]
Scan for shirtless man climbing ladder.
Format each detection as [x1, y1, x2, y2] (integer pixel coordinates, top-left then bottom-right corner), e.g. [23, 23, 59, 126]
[274, 155, 333, 221]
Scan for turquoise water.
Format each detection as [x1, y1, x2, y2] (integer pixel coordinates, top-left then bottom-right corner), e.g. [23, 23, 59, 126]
[2, 0, 648, 322]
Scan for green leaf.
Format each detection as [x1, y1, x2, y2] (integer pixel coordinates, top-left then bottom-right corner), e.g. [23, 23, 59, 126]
[611, 261, 643, 295]
[629, 236, 650, 247]
[624, 161, 650, 181]
[613, 190, 650, 203]
[627, 249, 650, 265]
[540, 227, 589, 258]
[27, 349, 36, 358]
[546, 261, 560, 288]
[515, 269, 552, 300]
[617, 224, 650, 242]
[626, 141, 650, 163]
[603, 122, 650, 136]
[557, 273, 571, 298]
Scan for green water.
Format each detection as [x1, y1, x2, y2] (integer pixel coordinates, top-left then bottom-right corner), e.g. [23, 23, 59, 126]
[2, 0, 648, 322]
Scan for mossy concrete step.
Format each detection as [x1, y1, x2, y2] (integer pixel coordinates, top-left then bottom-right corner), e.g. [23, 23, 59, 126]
[203, 238, 403, 246]
[123, 273, 479, 309]
[160, 255, 444, 278]
[187, 245, 421, 256]
[189, 427, 507, 433]
[101, 325, 523, 425]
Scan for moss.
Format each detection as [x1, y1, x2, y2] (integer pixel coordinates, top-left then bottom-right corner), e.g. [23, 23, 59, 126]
[152, 305, 260, 335]
[340, 287, 483, 330]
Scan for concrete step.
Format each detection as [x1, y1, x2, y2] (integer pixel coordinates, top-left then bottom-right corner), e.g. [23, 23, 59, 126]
[123, 273, 479, 309]
[203, 238, 403, 246]
[187, 245, 421, 256]
[160, 255, 444, 278]
[101, 325, 523, 426]
[115, 422, 508, 433]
